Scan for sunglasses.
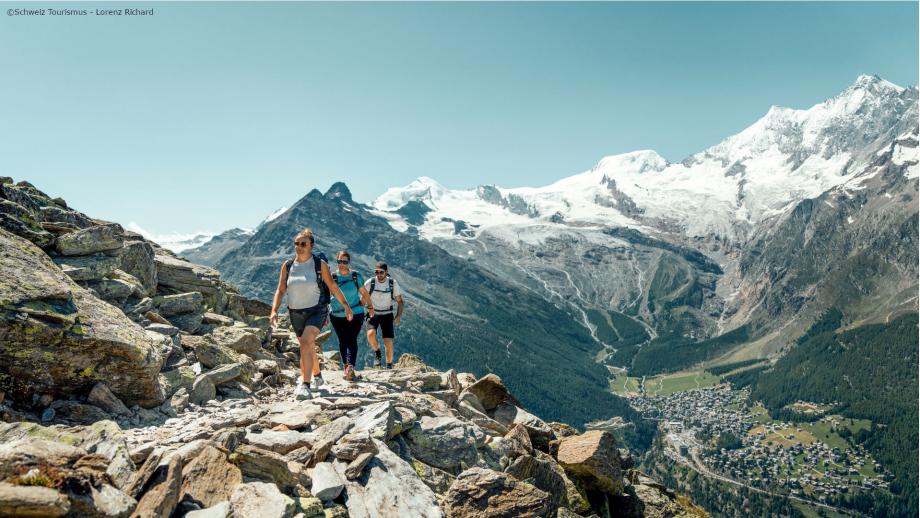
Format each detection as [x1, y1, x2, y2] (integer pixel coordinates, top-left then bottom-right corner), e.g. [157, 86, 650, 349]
[374, 270, 386, 274]
[337, 259, 350, 265]
[294, 241, 310, 247]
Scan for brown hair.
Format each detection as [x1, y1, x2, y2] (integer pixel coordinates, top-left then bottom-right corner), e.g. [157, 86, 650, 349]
[294, 228, 315, 245]
[337, 250, 351, 261]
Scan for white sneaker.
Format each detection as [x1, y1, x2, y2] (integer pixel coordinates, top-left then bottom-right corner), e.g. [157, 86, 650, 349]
[294, 381, 312, 400]
[310, 376, 325, 391]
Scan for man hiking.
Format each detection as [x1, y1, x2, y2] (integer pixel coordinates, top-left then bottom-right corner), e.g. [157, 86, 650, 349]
[364, 261, 404, 369]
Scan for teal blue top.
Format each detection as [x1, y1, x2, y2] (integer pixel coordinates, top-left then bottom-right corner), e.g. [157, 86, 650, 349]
[330, 270, 366, 317]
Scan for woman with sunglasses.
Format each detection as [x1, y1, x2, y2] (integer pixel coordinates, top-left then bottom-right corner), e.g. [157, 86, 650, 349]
[269, 228, 353, 400]
[329, 250, 374, 381]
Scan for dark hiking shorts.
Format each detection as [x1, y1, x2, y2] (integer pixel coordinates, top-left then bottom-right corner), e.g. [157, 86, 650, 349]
[367, 312, 395, 339]
[289, 304, 328, 337]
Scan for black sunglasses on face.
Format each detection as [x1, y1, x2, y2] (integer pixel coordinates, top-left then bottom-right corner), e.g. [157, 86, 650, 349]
[337, 260, 349, 264]
[294, 241, 309, 247]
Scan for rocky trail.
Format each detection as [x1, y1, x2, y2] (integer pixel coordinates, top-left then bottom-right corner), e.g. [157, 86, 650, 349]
[0, 176, 704, 517]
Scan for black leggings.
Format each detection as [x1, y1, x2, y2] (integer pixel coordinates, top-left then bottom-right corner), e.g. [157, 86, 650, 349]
[330, 314, 365, 366]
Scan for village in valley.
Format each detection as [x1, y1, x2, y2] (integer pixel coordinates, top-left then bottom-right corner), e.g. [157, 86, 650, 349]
[609, 369, 893, 512]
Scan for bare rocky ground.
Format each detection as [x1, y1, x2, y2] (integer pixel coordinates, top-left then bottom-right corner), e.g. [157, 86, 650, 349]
[0, 177, 705, 518]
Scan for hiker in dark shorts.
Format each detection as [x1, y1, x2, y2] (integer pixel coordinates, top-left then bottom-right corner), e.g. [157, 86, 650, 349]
[364, 261, 404, 369]
[329, 250, 374, 381]
[269, 228, 353, 400]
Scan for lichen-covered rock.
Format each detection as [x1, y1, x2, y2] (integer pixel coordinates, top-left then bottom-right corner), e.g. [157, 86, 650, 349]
[443, 467, 552, 518]
[52, 254, 120, 281]
[404, 416, 485, 473]
[54, 223, 124, 256]
[118, 240, 156, 296]
[179, 443, 242, 509]
[0, 229, 165, 408]
[207, 326, 261, 355]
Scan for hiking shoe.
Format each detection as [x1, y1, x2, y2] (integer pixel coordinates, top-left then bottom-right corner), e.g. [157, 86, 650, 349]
[372, 357, 382, 368]
[344, 364, 354, 381]
[386, 363, 394, 370]
[294, 381, 312, 400]
[310, 376, 324, 391]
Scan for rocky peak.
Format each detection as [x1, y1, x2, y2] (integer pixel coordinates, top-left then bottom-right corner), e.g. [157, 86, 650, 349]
[325, 182, 353, 203]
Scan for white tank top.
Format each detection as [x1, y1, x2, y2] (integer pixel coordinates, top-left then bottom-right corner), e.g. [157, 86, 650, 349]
[286, 257, 320, 309]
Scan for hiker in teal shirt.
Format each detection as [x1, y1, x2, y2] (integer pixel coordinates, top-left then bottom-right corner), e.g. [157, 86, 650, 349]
[329, 250, 374, 381]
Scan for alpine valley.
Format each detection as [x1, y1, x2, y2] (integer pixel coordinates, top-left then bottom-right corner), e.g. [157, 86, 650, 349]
[179, 75, 920, 517]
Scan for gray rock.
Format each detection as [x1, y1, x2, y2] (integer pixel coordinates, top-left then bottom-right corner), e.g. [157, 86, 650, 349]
[229, 482, 295, 518]
[335, 440, 442, 518]
[245, 430, 313, 454]
[0, 229, 165, 408]
[331, 432, 378, 461]
[207, 326, 261, 355]
[52, 254, 119, 281]
[349, 401, 394, 440]
[443, 467, 552, 518]
[310, 462, 345, 501]
[202, 363, 243, 386]
[154, 292, 204, 317]
[168, 311, 205, 334]
[145, 323, 179, 336]
[0, 482, 70, 517]
[55, 223, 124, 256]
[185, 501, 230, 518]
[404, 416, 486, 472]
[190, 376, 216, 406]
[88, 382, 132, 416]
[493, 402, 554, 451]
[118, 240, 157, 296]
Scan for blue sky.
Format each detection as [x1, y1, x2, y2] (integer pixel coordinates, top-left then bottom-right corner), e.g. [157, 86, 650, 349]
[1, 2, 917, 237]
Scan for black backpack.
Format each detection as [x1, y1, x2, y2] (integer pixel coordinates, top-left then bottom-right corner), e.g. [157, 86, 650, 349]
[283, 253, 330, 306]
[368, 277, 395, 311]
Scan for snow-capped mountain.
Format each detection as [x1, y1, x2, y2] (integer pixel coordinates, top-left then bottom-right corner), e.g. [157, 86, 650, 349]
[369, 75, 918, 368]
[373, 75, 917, 245]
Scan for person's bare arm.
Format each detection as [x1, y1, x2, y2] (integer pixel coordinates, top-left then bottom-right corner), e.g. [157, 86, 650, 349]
[394, 295, 404, 325]
[270, 263, 287, 326]
[359, 286, 374, 317]
[322, 262, 353, 320]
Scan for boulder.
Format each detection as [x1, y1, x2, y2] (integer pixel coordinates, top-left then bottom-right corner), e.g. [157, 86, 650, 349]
[153, 292, 204, 317]
[504, 423, 533, 459]
[190, 376, 216, 406]
[504, 454, 571, 514]
[52, 254, 119, 281]
[202, 363, 244, 387]
[179, 444, 242, 509]
[0, 229, 165, 408]
[404, 416, 485, 472]
[493, 402, 554, 451]
[154, 255, 221, 296]
[118, 241, 156, 296]
[244, 430, 313, 455]
[54, 223, 123, 256]
[310, 462, 345, 501]
[70, 483, 137, 517]
[349, 401, 395, 440]
[464, 374, 519, 411]
[0, 482, 70, 517]
[343, 451, 375, 480]
[159, 367, 196, 398]
[207, 327, 261, 355]
[555, 430, 623, 495]
[330, 432, 378, 461]
[131, 455, 182, 518]
[168, 312, 204, 334]
[185, 501, 230, 518]
[335, 440, 442, 518]
[394, 353, 430, 370]
[88, 382, 132, 416]
[228, 445, 305, 490]
[443, 467, 552, 518]
[229, 482, 295, 518]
